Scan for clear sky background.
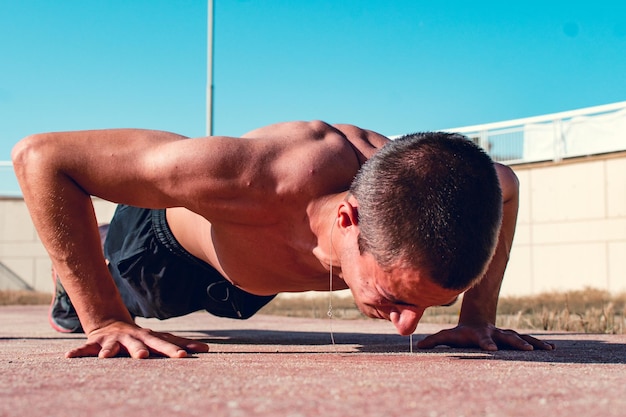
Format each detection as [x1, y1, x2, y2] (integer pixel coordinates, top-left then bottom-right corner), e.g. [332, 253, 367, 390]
[1, 0, 625, 162]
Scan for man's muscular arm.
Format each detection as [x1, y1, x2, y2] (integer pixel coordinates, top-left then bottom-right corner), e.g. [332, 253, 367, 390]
[11, 129, 253, 358]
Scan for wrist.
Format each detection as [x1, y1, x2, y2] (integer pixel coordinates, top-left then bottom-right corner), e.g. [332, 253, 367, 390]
[77, 300, 134, 335]
[459, 295, 496, 326]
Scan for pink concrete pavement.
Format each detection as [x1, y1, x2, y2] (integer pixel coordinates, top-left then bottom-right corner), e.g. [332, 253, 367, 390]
[1, 305, 625, 417]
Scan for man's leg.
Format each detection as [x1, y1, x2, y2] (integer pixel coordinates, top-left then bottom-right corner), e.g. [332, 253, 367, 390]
[48, 224, 110, 333]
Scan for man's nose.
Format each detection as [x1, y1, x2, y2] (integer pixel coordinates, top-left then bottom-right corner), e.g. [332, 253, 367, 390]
[389, 308, 425, 336]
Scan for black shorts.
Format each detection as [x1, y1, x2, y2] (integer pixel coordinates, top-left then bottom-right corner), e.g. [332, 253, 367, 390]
[103, 205, 276, 320]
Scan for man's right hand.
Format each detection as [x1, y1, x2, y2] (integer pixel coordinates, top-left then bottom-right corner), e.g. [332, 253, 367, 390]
[65, 321, 209, 359]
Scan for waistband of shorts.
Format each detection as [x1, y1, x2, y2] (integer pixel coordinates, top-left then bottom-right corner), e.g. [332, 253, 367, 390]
[151, 209, 211, 269]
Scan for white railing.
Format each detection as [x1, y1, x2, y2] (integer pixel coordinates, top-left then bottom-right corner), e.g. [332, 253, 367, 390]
[444, 101, 626, 164]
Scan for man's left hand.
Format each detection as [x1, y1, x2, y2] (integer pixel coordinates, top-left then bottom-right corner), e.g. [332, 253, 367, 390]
[416, 324, 556, 351]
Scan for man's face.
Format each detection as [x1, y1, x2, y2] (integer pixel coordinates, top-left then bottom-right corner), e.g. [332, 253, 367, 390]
[342, 250, 461, 336]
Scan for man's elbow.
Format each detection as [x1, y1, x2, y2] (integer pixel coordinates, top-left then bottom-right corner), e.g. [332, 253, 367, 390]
[12, 133, 53, 180]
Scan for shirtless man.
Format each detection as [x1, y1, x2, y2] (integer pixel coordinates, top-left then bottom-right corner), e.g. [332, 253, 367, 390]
[12, 121, 554, 359]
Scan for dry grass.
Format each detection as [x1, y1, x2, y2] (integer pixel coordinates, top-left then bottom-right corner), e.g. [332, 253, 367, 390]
[0, 290, 51, 306]
[2, 287, 624, 334]
[496, 287, 626, 334]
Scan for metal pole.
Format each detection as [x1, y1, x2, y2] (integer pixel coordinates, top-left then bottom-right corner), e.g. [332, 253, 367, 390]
[206, 0, 215, 136]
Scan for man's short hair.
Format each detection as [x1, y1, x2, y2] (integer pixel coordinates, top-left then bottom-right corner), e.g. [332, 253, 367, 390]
[350, 132, 503, 290]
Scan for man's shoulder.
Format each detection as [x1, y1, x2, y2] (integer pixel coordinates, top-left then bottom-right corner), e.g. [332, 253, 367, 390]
[329, 123, 390, 164]
[238, 121, 368, 196]
[243, 120, 389, 164]
[276, 121, 386, 172]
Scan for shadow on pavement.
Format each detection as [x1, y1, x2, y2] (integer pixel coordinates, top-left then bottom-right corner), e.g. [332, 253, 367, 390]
[182, 328, 626, 365]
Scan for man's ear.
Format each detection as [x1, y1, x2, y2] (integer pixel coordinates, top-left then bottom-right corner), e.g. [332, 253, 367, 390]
[337, 195, 359, 231]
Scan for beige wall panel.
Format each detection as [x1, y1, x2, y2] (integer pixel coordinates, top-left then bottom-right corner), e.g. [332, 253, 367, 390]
[608, 242, 626, 293]
[606, 158, 626, 217]
[0, 242, 48, 258]
[531, 243, 607, 293]
[0, 199, 37, 242]
[530, 162, 605, 222]
[532, 218, 626, 245]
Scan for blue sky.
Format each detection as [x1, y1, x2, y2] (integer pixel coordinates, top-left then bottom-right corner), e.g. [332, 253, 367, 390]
[1, 0, 625, 163]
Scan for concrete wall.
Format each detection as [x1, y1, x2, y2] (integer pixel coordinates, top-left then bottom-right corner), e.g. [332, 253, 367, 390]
[501, 152, 626, 296]
[1, 151, 625, 295]
[0, 198, 116, 292]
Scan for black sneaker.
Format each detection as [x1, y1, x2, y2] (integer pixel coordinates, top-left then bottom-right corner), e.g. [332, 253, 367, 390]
[49, 270, 84, 333]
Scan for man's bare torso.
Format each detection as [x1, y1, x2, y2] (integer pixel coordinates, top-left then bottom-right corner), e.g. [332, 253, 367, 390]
[165, 121, 389, 295]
